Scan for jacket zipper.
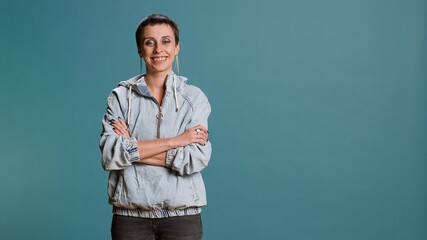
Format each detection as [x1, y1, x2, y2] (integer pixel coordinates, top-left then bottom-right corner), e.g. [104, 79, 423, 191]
[156, 105, 163, 139]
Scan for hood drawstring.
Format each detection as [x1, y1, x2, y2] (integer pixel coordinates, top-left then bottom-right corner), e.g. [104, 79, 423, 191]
[127, 74, 179, 126]
[127, 77, 143, 126]
[173, 74, 179, 112]
[127, 85, 132, 126]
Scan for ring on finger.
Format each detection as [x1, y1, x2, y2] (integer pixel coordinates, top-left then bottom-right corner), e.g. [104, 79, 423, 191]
[195, 128, 201, 134]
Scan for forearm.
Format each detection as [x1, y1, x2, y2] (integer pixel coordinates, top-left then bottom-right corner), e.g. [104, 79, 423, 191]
[136, 138, 175, 166]
[138, 155, 167, 166]
[112, 118, 208, 168]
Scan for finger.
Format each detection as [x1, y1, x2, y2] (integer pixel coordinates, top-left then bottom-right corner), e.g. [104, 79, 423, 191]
[110, 120, 120, 127]
[197, 131, 208, 141]
[192, 126, 208, 135]
[118, 117, 127, 126]
[111, 120, 129, 133]
[113, 128, 122, 135]
[111, 121, 126, 133]
[195, 138, 207, 146]
[111, 122, 125, 133]
[194, 125, 207, 133]
[200, 127, 208, 135]
[117, 118, 128, 129]
[190, 125, 206, 131]
[114, 128, 130, 138]
[191, 132, 207, 143]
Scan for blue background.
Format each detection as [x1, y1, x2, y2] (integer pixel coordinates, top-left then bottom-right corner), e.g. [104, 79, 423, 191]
[1, 0, 426, 239]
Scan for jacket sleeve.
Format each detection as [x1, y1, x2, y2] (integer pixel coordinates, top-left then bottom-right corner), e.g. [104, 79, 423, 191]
[165, 91, 212, 176]
[99, 91, 140, 171]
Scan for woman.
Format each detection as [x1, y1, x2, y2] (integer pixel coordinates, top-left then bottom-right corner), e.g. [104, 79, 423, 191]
[99, 14, 211, 240]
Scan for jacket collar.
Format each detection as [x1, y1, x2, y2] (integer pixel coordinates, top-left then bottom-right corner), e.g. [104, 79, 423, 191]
[119, 72, 187, 98]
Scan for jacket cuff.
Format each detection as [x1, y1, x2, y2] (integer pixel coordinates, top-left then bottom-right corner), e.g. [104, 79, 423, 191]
[166, 147, 182, 167]
[123, 137, 140, 163]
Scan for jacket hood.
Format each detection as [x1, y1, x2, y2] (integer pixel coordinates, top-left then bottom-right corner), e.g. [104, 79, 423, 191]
[118, 72, 188, 98]
[118, 72, 187, 125]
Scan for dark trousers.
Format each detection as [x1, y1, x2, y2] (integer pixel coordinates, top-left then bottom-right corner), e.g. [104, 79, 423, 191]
[111, 214, 203, 240]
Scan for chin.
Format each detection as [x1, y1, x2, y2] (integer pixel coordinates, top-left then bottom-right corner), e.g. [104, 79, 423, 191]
[148, 65, 173, 74]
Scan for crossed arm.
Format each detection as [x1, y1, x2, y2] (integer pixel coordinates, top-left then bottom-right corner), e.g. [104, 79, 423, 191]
[110, 118, 208, 166]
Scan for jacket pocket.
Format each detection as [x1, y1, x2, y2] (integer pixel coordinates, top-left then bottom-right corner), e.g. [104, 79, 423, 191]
[112, 173, 124, 202]
[189, 175, 200, 204]
[133, 165, 141, 187]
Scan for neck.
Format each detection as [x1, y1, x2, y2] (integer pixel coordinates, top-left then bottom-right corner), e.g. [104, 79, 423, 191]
[145, 71, 170, 90]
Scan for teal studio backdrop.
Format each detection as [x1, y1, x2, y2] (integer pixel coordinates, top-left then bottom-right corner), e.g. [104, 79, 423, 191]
[1, 0, 426, 239]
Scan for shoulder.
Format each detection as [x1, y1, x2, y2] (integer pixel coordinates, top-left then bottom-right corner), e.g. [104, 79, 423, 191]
[111, 74, 143, 95]
[178, 81, 210, 113]
[176, 75, 207, 99]
[181, 82, 209, 105]
[183, 84, 206, 97]
[106, 75, 143, 106]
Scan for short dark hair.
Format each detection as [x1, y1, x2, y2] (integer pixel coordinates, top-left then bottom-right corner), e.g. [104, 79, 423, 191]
[135, 14, 180, 48]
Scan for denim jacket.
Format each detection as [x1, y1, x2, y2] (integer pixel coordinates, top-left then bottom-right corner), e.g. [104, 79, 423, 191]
[99, 72, 211, 218]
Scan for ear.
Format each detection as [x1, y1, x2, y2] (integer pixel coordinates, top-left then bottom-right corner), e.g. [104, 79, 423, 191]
[175, 43, 180, 55]
[137, 46, 143, 57]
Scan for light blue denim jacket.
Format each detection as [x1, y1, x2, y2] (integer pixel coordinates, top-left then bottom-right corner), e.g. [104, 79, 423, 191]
[99, 72, 211, 218]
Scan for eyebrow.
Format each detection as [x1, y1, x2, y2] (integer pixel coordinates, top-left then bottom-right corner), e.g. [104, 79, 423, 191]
[143, 35, 173, 40]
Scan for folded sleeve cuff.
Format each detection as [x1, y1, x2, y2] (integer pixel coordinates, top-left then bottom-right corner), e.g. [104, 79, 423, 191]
[166, 147, 182, 168]
[123, 137, 140, 163]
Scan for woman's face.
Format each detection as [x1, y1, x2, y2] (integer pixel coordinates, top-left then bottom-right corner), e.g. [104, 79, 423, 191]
[138, 24, 180, 75]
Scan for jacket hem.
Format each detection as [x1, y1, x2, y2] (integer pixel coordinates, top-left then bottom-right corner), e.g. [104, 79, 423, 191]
[113, 207, 201, 219]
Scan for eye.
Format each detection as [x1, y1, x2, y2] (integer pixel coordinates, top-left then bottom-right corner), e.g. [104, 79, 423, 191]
[162, 38, 172, 44]
[145, 39, 155, 46]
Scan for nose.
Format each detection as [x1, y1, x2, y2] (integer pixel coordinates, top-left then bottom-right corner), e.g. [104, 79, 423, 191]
[155, 45, 163, 53]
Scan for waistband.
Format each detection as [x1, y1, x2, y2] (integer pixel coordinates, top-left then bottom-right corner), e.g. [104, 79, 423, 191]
[113, 207, 201, 219]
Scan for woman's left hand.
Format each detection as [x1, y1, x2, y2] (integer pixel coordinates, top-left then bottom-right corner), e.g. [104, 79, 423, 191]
[110, 118, 131, 138]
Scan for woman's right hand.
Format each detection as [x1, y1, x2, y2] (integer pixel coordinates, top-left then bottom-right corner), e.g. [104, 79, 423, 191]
[110, 118, 131, 138]
[171, 125, 209, 148]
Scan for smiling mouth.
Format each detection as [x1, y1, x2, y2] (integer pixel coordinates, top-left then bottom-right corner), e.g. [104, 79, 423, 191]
[152, 56, 167, 62]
